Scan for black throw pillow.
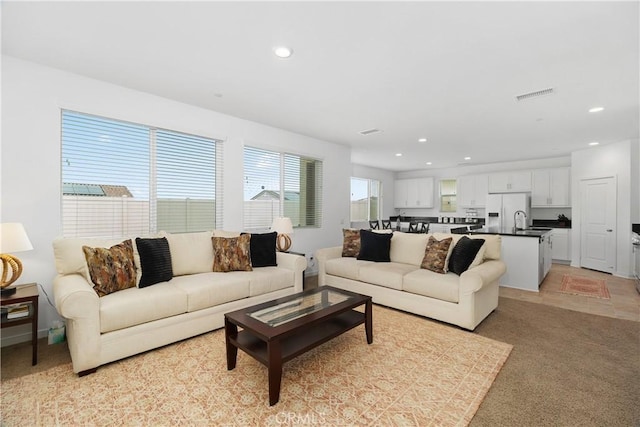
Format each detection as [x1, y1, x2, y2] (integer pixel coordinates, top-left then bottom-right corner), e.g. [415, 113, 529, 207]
[135, 237, 173, 287]
[242, 232, 277, 267]
[448, 236, 485, 275]
[357, 229, 392, 262]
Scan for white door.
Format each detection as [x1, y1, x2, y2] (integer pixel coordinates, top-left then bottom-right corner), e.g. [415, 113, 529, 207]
[580, 177, 616, 273]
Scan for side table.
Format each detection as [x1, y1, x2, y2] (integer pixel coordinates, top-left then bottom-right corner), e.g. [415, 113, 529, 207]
[1, 283, 39, 365]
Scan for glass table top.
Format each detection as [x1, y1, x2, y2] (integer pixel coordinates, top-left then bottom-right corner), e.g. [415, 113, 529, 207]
[248, 289, 352, 327]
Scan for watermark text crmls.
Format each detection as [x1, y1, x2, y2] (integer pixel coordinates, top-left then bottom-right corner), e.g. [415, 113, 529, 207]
[275, 411, 326, 425]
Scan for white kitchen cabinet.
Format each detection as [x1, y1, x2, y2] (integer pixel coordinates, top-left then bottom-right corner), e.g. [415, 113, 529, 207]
[551, 228, 571, 262]
[394, 178, 434, 208]
[457, 174, 488, 208]
[488, 171, 532, 193]
[531, 167, 570, 207]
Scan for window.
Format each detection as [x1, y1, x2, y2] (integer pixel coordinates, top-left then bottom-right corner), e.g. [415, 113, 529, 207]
[350, 178, 381, 222]
[440, 179, 457, 212]
[61, 110, 222, 237]
[243, 146, 322, 230]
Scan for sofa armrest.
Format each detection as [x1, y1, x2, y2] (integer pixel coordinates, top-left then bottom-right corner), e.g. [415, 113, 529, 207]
[53, 274, 102, 373]
[315, 246, 343, 286]
[276, 252, 307, 292]
[459, 260, 507, 296]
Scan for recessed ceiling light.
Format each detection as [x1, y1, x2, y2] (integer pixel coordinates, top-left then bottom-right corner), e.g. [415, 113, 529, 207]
[426, 162, 432, 165]
[589, 141, 599, 146]
[418, 138, 427, 143]
[395, 153, 402, 157]
[588, 107, 604, 113]
[273, 46, 293, 58]
[464, 156, 471, 160]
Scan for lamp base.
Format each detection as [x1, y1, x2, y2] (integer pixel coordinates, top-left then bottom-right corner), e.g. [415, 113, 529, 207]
[1, 287, 17, 296]
[276, 234, 292, 252]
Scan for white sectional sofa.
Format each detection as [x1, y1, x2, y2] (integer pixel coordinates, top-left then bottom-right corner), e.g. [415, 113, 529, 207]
[316, 231, 506, 330]
[52, 230, 306, 375]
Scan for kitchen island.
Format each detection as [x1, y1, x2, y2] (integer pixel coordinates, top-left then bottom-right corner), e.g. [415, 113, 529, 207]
[468, 227, 552, 292]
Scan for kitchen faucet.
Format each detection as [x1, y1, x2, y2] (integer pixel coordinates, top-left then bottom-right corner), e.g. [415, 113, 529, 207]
[513, 210, 527, 232]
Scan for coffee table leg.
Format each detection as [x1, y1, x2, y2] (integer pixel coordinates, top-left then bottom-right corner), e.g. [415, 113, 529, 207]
[365, 299, 373, 344]
[268, 340, 282, 406]
[225, 318, 238, 370]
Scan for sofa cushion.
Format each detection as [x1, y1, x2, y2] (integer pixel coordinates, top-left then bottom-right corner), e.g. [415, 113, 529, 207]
[325, 257, 374, 281]
[470, 234, 501, 260]
[213, 229, 241, 238]
[421, 236, 453, 274]
[135, 237, 173, 288]
[226, 267, 294, 297]
[243, 232, 277, 267]
[212, 235, 253, 272]
[170, 272, 251, 312]
[99, 281, 188, 333]
[448, 236, 486, 275]
[357, 229, 392, 262]
[83, 239, 137, 297]
[342, 228, 360, 257]
[165, 231, 214, 276]
[390, 232, 429, 267]
[403, 269, 460, 303]
[358, 262, 419, 290]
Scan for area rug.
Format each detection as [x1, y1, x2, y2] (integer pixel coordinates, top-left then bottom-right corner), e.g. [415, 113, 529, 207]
[0, 306, 512, 426]
[560, 274, 610, 299]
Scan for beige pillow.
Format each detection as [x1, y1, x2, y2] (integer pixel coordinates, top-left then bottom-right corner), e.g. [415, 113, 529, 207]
[390, 232, 429, 267]
[165, 231, 214, 276]
[470, 234, 501, 260]
[212, 234, 253, 272]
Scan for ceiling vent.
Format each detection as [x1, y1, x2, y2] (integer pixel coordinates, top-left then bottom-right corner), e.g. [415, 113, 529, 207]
[516, 87, 554, 102]
[358, 128, 382, 136]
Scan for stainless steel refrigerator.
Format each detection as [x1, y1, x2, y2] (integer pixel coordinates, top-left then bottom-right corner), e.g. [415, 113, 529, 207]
[485, 193, 530, 231]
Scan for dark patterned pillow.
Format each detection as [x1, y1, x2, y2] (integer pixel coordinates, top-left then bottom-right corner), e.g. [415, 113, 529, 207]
[448, 236, 486, 275]
[241, 232, 277, 267]
[83, 239, 137, 297]
[421, 236, 453, 274]
[212, 234, 253, 272]
[357, 229, 392, 262]
[135, 237, 173, 287]
[342, 229, 361, 257]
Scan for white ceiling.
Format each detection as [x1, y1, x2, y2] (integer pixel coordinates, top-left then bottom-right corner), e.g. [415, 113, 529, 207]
[2, 1, 639, 171]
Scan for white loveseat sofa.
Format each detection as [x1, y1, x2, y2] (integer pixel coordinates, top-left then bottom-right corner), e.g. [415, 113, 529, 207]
[316, 231, 506, 330]
[53, 230, 306, 375]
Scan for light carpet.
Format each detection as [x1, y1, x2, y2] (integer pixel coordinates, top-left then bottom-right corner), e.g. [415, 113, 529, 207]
[0, 306, 511, 426]
[559, 274, 610, 299]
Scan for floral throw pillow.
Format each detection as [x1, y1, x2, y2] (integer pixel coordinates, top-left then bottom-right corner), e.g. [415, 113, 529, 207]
[342, 229, 360, 257]
[83, 239, 137, 297]
[212, 234, 253, 272]
[421, 236, 453, 274]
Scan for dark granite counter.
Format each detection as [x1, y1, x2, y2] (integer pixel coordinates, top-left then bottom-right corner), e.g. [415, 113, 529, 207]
[468, 227, 552, 238]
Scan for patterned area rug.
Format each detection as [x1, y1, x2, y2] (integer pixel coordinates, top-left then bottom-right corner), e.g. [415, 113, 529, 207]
[560, 274, 610, 299]
[0, 306, 512, 426]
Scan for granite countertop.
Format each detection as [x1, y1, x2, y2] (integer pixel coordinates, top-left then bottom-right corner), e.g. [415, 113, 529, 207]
[468, 227, 552, 238]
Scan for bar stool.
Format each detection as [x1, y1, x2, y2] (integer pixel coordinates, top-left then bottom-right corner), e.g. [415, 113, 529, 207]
[369, 220, 380, 230]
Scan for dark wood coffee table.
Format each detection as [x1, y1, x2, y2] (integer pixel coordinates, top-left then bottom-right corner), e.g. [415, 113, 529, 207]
[224, 286, 372, 406]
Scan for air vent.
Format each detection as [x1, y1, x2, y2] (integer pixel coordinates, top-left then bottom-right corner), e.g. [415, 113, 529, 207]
[516, 87, 554, 102]
[358, 128, 382, 136]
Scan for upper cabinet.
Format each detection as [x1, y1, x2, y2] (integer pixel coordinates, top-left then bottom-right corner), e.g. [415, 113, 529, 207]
[394, 177, 434, 208]
[531, 167, 571, 207]
[488, 171, 532, 193]
[457, 174, 488, 208]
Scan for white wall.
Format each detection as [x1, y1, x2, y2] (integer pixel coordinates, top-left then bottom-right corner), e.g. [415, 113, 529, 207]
[1, 56, 351, 344]
[571, 140, 635, 278]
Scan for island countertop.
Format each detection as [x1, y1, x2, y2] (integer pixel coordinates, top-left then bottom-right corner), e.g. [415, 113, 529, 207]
[467, 227, 552, 238]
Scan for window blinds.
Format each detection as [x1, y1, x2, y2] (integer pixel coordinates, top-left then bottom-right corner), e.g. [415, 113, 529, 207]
[61, 110, 222, 238]
[243, 146, 322, 230]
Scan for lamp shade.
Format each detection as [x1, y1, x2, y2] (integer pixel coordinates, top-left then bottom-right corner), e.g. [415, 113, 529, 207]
[270, 217, 293, 235]
[0, 223, 34, 253]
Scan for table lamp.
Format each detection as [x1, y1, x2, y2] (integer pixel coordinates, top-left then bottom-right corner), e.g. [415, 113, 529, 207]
[0, 223, 34, 295]
[270, 217, 294, 252]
